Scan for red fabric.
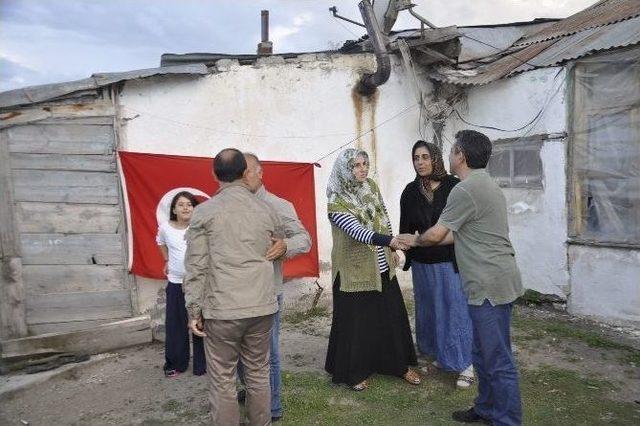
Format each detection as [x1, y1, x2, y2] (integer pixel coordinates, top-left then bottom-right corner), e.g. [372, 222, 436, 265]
[118, 151, 319, 280]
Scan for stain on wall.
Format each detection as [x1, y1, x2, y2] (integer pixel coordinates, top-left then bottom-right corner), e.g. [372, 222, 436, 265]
[351, 86, 379, 174]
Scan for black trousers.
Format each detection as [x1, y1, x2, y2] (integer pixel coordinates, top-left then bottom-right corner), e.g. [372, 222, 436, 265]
[164, 282, 206, 375]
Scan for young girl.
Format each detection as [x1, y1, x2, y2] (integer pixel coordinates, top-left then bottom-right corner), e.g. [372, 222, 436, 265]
[157, 191, 206, 377]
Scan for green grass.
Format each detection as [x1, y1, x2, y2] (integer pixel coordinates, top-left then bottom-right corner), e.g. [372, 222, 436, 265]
[512, 311, 640, 358]
[278, 367, 640, 425]
[161, 399, 183, 413]
[283, 306, 330, 325]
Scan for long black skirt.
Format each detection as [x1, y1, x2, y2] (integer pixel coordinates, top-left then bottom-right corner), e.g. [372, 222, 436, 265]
[325, 271, 417, 386]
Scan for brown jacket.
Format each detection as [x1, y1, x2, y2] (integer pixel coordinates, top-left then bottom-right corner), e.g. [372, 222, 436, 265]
[183, 182, 282, 320]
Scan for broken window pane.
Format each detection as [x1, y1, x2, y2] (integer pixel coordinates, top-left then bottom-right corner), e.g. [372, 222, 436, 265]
[488, 149, 510, 177]
[514, 149, 543, 186]
[487, 140, 543, 188]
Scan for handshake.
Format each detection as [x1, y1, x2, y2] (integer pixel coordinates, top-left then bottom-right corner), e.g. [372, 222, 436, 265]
[390, 232, 420, 251]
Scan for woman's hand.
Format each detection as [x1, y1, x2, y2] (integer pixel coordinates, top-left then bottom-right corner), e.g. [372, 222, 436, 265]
[392, 252, 401, 268]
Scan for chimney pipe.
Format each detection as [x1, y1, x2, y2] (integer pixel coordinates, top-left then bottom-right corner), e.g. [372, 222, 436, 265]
[258, 10, 273, 55]
[261, 10, 269, 42]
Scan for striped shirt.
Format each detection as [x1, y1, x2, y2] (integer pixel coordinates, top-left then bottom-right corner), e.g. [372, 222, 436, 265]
[329, 212, 393, 273]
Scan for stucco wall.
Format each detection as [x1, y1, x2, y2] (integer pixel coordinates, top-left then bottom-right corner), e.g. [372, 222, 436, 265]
[441, 67, 570, 297]
[568, 245, 640, 323]
[118, 53, 433, 312]
[117, 56, 640, 326]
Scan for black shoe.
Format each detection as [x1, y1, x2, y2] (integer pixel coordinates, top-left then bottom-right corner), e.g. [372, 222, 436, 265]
[271, 415, 282, 422]
[451, 408, 490, 424]
[237, 389, 246, 403]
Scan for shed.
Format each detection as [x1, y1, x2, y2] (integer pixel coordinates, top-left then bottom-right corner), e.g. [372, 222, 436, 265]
[1, 0, 638, 361]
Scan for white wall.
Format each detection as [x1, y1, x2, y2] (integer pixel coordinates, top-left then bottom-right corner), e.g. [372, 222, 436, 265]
[118, 53, 432, 308]
[569, 245, 640, 323]
[441, 67, 570, 297]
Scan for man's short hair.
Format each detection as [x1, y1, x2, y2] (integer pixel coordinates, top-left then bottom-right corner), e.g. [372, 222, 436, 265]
[244, 152, 262, 171]
[213, 148, 247, 182]
[244, 152, 260, 164]
[454, 130, 493, 169]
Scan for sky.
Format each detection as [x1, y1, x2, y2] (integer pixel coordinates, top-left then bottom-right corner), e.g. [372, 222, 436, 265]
[0, 0, 596, 92]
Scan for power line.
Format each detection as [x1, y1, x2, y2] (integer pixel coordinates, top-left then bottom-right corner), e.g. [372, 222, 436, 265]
[314, 103, 419, 164]
[121, 106, 354, 139]
[120, 102, 419, 165]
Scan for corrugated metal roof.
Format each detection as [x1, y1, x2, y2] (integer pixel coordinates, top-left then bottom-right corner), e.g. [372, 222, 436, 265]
[458, 23, 555, 63]
[510, 15, 640, 73]
[0, 64, 209, 109]
[429, 40, 556, 86]
[513, 0, 639, 47]
[430, 0, 640, 86]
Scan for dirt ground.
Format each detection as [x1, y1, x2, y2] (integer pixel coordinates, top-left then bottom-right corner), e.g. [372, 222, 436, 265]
[1, 289, 639, 425]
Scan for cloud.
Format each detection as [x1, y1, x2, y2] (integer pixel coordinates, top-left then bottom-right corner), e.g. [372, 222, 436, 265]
[0, 56, 47, 92]
[271, 12, 313, 51]
[0, 0, 596, 91]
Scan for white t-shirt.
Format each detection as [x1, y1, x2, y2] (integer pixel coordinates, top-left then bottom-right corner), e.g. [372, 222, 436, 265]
[156, 222, 188, 284]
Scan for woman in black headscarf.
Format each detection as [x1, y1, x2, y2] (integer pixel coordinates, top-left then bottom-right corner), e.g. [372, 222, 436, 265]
[399, 141, 474, 389]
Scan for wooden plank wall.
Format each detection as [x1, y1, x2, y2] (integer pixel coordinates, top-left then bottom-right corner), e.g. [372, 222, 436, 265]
[2, 110, 133, 335]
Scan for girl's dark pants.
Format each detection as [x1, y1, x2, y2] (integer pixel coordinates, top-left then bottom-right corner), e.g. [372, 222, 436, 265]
[164, 282, 206, 375]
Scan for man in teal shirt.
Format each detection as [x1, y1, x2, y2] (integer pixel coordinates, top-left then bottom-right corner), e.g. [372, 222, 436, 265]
[399, 130, 524, 425]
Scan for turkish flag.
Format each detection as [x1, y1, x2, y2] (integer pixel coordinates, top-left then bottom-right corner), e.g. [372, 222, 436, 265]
[118, 151, 319, 280]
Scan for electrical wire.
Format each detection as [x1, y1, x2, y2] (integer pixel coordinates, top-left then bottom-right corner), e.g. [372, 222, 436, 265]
[460, 33, 542, 69]
[332, 16, 363, 39]
[121, 106, 355, 139]
[451, 67, 564, 133]
[120, 102, 419, 165]
[314, 102, 419, 163]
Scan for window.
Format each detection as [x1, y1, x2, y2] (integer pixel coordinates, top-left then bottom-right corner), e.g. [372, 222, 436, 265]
[487, 137, 543, 189]
[570, 47, 640, 246]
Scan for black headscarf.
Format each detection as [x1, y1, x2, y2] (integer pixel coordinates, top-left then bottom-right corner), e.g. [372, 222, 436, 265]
[412, 141, 447, 204]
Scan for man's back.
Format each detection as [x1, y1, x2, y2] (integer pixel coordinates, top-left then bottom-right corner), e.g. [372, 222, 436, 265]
[184, 182, 279, 320]
[438, 169, 524, 306]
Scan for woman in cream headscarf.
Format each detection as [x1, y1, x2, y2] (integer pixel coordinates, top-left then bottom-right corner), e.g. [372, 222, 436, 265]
[324, 148, 419, 391]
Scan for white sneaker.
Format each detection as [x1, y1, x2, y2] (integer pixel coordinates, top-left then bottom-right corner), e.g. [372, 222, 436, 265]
[431, 360, 442, 369]
[456, 365, 474, 389]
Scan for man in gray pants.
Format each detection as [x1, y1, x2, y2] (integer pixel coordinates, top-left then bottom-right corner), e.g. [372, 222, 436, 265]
[184, 148, 281, 426]
[238, 153, 312, 422]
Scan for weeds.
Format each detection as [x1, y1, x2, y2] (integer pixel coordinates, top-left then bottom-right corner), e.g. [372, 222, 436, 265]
[284, 306, 330, 325]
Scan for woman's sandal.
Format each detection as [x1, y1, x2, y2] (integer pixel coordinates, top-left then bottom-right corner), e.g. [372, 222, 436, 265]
[352, 380, 368, 391]
[456, 374, 475, 389]
[403, 369, 421, 385]
[164, 369, 179, 378]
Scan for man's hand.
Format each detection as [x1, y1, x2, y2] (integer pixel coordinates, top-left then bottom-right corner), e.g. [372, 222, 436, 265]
[266, 237, 287, 261]
[394, 233, 418, 249]
[390, 236, 407, 251]
[162, 261, 169, 276]
[189, 318, 206, 337]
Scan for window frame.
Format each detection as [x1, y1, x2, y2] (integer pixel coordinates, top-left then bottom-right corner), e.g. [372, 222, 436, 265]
[567, 50, 640, 249]
[487, 135, 544, 189]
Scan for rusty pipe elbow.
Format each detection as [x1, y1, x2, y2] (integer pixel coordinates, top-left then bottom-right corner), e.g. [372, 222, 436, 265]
[357, 0, 391, 96]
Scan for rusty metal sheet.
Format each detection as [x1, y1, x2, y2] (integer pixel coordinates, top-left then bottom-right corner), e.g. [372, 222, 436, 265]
[428, 40, 555, 86]
[429, 1, 640, 86]
[510, 15, 640, 74]
[513, 0, 640, 47]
